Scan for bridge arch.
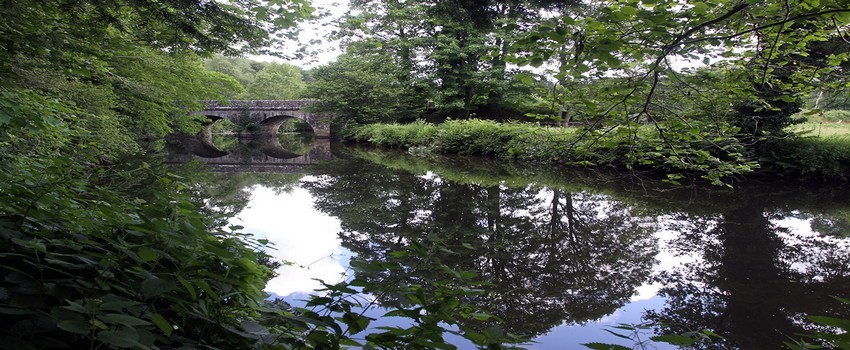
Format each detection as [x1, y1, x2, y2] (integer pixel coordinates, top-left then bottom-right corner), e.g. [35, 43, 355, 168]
[257, 115, 313, 135]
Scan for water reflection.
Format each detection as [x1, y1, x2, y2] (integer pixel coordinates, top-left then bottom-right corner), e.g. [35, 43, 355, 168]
[164, 131, 332, 173]
[645, 195, 850, 349]
[233, 185, 347, 296]
[303, 160, 658, 337]
[172, 144, 850, 349]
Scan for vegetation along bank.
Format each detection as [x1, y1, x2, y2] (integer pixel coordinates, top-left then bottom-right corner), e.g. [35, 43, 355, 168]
[344, 118, 850, 186]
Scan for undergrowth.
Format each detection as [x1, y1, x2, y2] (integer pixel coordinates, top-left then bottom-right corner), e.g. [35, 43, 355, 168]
[345, 119, 850, 184]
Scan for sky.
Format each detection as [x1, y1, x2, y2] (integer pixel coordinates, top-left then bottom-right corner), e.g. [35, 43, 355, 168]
[252, 0, 348, 68]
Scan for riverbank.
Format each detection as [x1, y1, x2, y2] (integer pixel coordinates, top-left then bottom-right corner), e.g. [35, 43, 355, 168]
[343, 119, 850, 184]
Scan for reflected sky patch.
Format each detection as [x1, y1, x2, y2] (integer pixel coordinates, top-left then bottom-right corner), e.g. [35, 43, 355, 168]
[229, 183, 351, 296]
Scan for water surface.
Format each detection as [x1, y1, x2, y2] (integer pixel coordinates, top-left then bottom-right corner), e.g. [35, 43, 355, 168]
[169, 139, 850, 349]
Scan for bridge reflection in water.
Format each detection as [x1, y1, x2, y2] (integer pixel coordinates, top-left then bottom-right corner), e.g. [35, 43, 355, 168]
[165, 133, 333, 173]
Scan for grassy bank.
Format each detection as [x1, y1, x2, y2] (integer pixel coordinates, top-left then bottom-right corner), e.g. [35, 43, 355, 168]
[344, 119, 850, 183]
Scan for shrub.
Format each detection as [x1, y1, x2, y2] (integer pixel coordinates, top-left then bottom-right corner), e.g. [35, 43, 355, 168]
[344, 120, 772, 186]
[761, 136, 850, 180]
[821, 109, 850, 122]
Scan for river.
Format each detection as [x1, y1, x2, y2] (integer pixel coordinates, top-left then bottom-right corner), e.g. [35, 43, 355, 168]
[166, 133, 850, 349]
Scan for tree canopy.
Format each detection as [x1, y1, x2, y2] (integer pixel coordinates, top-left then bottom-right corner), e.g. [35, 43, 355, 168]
[311, 0, 850, 184]
[0, 0, 319, 348]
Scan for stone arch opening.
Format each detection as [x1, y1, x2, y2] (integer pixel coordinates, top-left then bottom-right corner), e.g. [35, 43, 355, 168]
[258, 115, 314, 135]
[199, 115, 241, 155]
[179, 133, 229, 158]
[255, 115, 316, 159]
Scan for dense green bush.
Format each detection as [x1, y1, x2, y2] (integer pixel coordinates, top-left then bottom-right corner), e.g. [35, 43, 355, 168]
[0, 86, 280, 348]
[760, 136, 850, 180]
[0, 157, 278, 349]
[345, 120, 763, 185]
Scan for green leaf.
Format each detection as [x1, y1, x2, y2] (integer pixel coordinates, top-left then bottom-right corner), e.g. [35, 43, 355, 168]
[470, 313, 494, 321]
[98, 313, 151, 327]
[809, 316, 850, 330]
[97, 330, 141, 348]
[341, 312, 371, 335]
[383, 309, 420, 319]
[137, 246, 158, 262]
[619, 5, 638, 17]
[70, 67, 91, 78]
[176, 276, 197, 300]
[99, 300, 141, 311]
[62, 300, 88, 314]
[530, 57, 545, 68]
[340, 338, 363, 346]
[651, 334, 697, 345]
[151, 313, 173, 336]
[142, 275, 176, 299]
[603, 329, 632, 340]
[57, 320, 91, 335]
[254, 6, 268, 20]
[582, 342, 632, 350]
[692, 2, 708, 14]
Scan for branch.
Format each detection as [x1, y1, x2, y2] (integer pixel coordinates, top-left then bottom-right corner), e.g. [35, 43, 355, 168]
[682, 8, 850, 46]
[650, 3, 751, 71]
[761, 0, 791, 85]
[833, 16, 850, 45]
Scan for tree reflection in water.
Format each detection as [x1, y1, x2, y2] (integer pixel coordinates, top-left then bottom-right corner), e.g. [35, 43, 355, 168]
[179, 145, 850, 348]
[304, 159, 658, 338]
[645, 193, 850, 349]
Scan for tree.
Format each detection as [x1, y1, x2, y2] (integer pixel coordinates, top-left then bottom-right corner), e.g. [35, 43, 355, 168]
[247, 62, 307, 100]
[334, 0, 575, 120]
[205, 55, 268, 89]
[307, 52, 426, 123]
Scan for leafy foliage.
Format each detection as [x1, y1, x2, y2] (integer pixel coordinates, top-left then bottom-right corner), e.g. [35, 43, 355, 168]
[0, 0, 326, 348]
[0, 83, 280, 348]
[346, 120, 761, 185]
[507, 0, 850, 165]
[307, 53, 426, 123]
[247, 62, 308, 100]
[330, 0, 564, 120]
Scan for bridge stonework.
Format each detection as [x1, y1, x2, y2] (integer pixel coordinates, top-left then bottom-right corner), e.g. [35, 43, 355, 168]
[197, 100, 332, 138]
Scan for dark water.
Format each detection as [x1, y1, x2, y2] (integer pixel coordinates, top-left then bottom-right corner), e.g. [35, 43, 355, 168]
[168, 137, 850, 349]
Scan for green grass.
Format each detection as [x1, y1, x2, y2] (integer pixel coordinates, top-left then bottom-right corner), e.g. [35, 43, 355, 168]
[790, 121, 850, 138]
[760, 135, 850, 180]
[788, 109, 850, 137]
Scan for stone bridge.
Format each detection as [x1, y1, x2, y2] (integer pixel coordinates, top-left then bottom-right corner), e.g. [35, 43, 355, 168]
[197, 100, 332, 138]
[164, 100, 336, 172]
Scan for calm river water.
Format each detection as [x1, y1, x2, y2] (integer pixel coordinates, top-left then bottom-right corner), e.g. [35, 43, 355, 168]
[167, 135, 850, 349]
